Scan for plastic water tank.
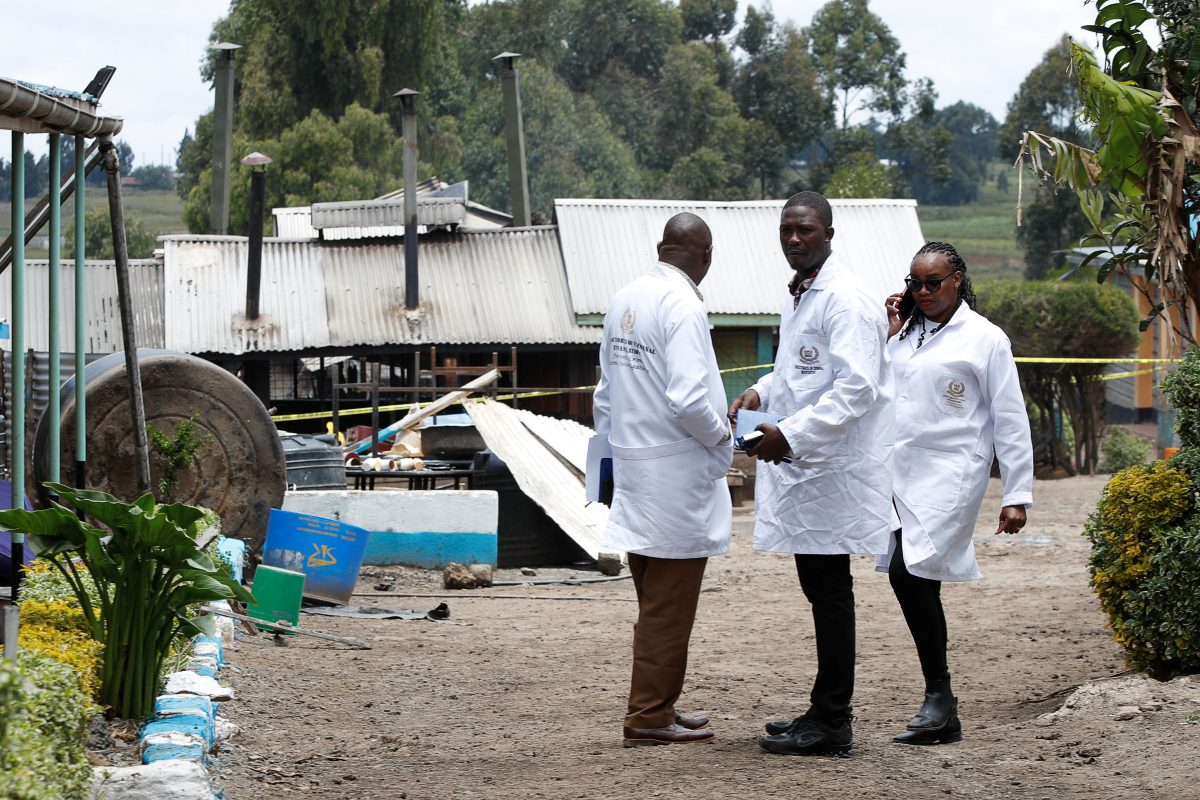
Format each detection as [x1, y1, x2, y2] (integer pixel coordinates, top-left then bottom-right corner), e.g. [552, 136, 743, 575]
[280, 434, 346, 491]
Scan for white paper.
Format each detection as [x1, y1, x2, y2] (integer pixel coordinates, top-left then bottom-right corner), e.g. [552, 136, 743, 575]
[734, 409, 787, 441]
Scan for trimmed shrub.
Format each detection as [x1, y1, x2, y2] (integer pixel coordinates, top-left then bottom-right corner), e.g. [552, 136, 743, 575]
[1085, 456, 1200, 677]
[1161, 345, 1200, 449]
[1098, 426, 1152, 474]
[0, 650, 96, 800]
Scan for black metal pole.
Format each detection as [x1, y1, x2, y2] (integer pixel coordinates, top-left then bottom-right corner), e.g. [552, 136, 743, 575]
[246, 168, 266, 320]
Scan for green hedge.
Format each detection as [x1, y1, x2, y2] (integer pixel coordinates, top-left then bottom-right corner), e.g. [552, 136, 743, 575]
[1085, 451, 1200, 678]
[0, 650, 96, 800]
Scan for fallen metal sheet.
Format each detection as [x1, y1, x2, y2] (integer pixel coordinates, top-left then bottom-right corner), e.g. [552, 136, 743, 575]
[514, 408, 593, 475]
[466, 400, 613, 561]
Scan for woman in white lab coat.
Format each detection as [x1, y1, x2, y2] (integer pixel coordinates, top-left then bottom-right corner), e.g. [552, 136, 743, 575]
[882, 241, 1033, 745]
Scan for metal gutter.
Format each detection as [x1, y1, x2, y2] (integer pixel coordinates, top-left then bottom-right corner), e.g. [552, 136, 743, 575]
[0, 76, 123, 137]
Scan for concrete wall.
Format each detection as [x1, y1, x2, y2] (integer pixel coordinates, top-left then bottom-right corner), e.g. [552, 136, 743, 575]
[281, 490, 498, 568]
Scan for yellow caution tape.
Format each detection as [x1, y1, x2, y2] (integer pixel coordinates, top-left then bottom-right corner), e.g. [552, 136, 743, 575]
[1096, 368, 1158, 381]
[1013, 356, 1180, 364]
[272, 357, 1177, 423]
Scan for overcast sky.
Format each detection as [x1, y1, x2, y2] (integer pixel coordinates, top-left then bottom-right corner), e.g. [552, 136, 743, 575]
[2, 0, 1101, 166]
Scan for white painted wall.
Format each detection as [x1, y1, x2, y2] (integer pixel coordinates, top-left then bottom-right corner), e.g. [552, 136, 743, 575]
[281, 490, 498, 534]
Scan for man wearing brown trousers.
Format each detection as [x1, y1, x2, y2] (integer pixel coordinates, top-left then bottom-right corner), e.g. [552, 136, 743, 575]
[592, 213, 733, 746]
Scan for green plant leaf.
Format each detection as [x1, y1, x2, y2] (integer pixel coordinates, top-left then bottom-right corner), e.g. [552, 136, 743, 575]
[0, 506, 93, 549]
[156, 502, 208, 533]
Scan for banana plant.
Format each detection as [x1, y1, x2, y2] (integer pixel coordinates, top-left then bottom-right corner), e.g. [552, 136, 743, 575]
[0, 483, 253, 720]
[1015, 0, 1200, 341]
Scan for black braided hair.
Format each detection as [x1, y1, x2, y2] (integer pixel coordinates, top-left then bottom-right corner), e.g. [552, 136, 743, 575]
[898, 241, 976, 341]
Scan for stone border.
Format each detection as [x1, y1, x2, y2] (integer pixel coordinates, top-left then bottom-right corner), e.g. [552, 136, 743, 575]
[91, 602, 238, 798]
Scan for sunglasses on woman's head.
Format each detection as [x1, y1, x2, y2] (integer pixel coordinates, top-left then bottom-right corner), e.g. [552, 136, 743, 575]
[904, 272, 956, 293]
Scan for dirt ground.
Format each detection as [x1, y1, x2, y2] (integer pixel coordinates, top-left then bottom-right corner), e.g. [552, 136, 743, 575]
[211, 475, 1200, 800]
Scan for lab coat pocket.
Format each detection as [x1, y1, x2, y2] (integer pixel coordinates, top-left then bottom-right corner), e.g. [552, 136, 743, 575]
[905, 446, 966, 513]
[704, 441, 734, 480]
[935, 371, 972, 417]
[615, 449, 713, 536]
[785, 334, 834, 395]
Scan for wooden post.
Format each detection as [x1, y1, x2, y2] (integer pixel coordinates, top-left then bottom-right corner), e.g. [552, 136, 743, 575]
[100, 137, 151, 495]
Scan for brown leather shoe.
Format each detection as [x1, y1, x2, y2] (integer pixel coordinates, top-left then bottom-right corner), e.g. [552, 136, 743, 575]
[623, 723, 715, 747]
[674, 711, 710, 730]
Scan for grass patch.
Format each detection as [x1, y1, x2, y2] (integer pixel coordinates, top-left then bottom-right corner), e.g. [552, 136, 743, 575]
[0, 188, 185, 259]
[915, 162, 1027, 281]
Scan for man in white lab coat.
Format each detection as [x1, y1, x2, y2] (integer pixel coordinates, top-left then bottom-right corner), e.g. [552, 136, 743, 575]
[730, 192, 894, 756]
[593, 212, 733, 747]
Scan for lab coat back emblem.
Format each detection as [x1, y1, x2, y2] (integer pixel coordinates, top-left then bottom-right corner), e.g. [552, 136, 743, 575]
[621, 309, 636, 336]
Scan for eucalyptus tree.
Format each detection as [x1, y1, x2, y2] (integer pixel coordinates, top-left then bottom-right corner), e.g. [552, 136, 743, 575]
[804, 0, 907, 131]
[733, 6, 831, 165]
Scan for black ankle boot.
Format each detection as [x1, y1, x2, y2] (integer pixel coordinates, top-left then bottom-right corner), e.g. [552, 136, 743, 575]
[893, 681, 961, 746]
[893, 700, 961, 745]
[906, 680, 956, 730]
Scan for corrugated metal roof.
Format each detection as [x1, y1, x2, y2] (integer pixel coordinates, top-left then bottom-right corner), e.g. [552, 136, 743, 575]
[554, 198, 927, 316]
[273, 203, 510, 240]
[0, 259, 164, 352]
[465, 399, 612, 560]
[272, 208, 321, 239]
[164, 236, 328, 354]
[161, 228, 600, 354]
[321, 228, 599, 346]
[515, 408, 591, 474]
[274, 178, 512, 240]
[311, 197, 467, 229]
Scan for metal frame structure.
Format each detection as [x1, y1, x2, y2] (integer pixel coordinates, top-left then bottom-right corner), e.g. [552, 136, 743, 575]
[0, 73, 136, 601]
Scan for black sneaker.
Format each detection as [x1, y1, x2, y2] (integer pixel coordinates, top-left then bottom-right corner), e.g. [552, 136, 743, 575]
[759, 714, 852, 756]
[764, 712, 809, 736]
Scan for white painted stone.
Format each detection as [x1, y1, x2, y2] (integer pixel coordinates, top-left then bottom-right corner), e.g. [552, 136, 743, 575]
[282, 490, 498, 535]
[92, 760, 213, 800]
[141, 731, 206, 752]
[214, 716, 240, 742]
[191, 642, 221, 660]
[164, 671, 234, 701]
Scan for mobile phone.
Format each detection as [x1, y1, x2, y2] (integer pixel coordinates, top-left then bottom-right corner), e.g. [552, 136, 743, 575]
[735, 430, 764, 450]
[897, 287, 915, 320]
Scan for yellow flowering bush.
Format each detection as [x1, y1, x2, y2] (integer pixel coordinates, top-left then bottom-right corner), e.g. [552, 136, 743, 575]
[16, 601, 103, 700]
[1085, 455, 1200, 677]
[18, 557, 100, 608]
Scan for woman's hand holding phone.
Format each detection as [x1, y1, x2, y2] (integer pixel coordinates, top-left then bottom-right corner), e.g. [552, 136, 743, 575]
[886, 289, 913, 339]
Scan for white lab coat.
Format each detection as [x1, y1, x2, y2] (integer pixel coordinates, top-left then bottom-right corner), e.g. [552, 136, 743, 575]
[877, 303, 1034, 581]
[592, 262, 733, 559]
[750, 255, 896, 555]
